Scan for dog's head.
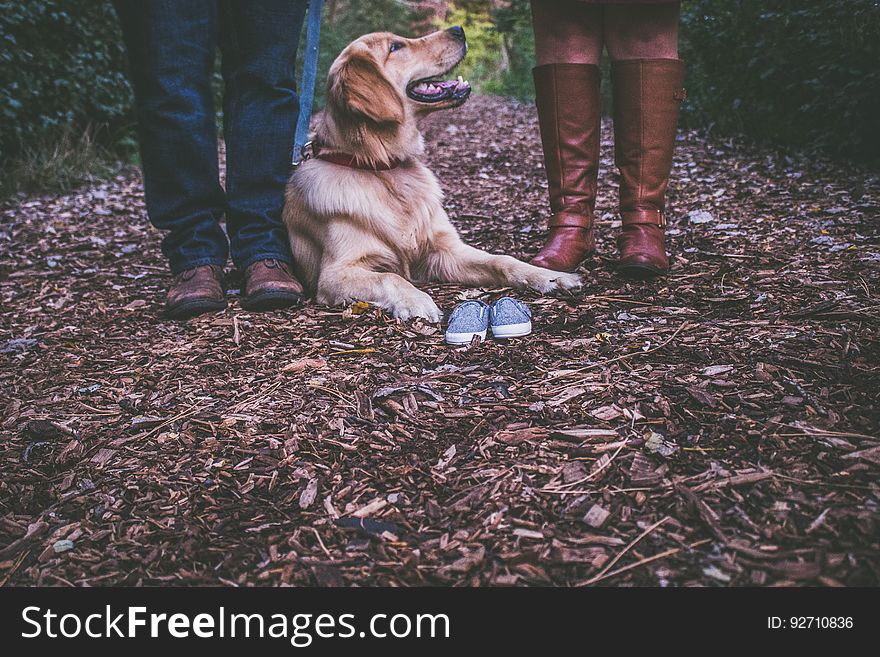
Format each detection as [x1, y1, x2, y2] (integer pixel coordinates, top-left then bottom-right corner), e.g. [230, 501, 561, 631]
[326, 27, 471, 127]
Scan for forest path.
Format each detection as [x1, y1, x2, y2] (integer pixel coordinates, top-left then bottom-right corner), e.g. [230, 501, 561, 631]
[1, 96, 878, 586]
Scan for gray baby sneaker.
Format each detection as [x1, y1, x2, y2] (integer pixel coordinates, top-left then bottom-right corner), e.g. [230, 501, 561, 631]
[489, 297, 532, 338]
[445, 300, 490, 345]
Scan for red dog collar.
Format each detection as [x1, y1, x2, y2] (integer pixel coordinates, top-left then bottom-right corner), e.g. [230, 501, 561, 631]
[315, 151, 403, 171]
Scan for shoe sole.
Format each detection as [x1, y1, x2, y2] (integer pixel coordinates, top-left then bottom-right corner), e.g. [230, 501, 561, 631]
[445, 329, 488, 345]
[240, 290, 303, 312]
[618, 263, 666, 280]
[531, 249, 595, 274]
[165, 298, 227, 320]
[491, 321, 532, 339]
[531, 258, 592, 274]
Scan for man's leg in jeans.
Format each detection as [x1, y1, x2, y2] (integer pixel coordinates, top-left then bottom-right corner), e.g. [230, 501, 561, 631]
[114, 0, 228, 278]
[219, 0, 307, 309]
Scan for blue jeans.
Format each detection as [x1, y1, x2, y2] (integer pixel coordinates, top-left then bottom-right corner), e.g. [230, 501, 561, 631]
[114, 0, 307, 274]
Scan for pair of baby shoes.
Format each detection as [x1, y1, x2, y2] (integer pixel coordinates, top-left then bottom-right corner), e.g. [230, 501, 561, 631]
[445, 297, 532, 345]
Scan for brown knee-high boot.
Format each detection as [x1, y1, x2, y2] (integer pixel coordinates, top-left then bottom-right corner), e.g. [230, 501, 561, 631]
[611, 59, 685, 278]
[529, 64, 601, 273]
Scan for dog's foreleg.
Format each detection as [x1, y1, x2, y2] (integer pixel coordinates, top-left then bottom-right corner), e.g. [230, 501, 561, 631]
[426, 233, 582, 293]
[317, 265, 443, 322]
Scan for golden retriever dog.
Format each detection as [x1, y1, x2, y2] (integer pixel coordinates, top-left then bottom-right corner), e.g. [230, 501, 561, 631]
[283, 27, 581, 322]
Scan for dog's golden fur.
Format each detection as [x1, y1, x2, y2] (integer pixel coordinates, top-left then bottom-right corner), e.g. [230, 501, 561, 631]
[284, 29, 580, 321]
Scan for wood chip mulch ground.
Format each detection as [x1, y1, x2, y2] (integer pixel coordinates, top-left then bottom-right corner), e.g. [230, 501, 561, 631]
[1, 96, 878, 587]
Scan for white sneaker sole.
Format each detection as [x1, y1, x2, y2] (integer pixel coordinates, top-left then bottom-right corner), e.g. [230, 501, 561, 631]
[491, 321, 532, 339]
[445, 329, 488, 345]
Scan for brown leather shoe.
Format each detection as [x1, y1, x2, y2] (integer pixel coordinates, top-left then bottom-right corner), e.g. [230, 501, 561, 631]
[529, 63, 601, 273]
[611, 59, 685, 278]
[165, 265, 226, 319]
[241, 259, 304, 311]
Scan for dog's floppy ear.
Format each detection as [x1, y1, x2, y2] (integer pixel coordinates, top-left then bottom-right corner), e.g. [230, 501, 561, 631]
[329, 52, 405, 125]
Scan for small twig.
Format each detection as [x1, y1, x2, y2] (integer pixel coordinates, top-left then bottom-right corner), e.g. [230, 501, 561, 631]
[691, 250, 757, 260]
[0, 550, 30, 587]
[135, 404, 203, 441]
[539, 439, 629, 493]
[586, 321, 691, 370]
[309, 527, 332, 558]
[328, 340, 356, 349]
[545, 321, 691, 382]
[778, 429, 879, 442]
[445, 467, 514, 505]
[691, 471, 774, 493]
[328, 348, 377, 356]
[772, 473, 875, 491]
[230, 380, 285, 413]
[578, 538, 712, 586]
[76, 402, 121, 415]
[581, 295, 653, 306]
[308, 384, 356, 409]
[588, 516, 670, 583]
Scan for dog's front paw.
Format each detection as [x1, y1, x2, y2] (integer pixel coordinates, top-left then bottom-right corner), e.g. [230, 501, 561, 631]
[390, 292, 443, 323]
[552, 271, 583, 291]
[522, 268, 583, 294]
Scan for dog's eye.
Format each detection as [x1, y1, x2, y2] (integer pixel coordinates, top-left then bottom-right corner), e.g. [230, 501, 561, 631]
[389, 41, 405, 53]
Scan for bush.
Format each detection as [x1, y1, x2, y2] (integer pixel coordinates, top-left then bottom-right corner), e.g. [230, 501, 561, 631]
[680, 0, 880, 162]
[439, 0, 535, 100]
[0, 1, 133, 163]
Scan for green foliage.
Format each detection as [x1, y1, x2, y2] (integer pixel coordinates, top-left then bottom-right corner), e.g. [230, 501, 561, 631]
[680, 0, 880, 162]
[440, 0, 535, 100]
[309, 0, 426, 107]
[440, 7, 501, 93]
[0, 1, 133, 162]
[487, 0, 535, 99]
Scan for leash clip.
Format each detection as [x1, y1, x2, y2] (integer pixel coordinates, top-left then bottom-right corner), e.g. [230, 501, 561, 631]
[292, 141, 314, 168]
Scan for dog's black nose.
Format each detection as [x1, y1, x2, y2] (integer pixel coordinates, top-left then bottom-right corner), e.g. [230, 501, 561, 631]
[447, 25, 466, 43]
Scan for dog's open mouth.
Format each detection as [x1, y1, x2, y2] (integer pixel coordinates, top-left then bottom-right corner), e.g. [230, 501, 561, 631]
[407, 75, 472, 104]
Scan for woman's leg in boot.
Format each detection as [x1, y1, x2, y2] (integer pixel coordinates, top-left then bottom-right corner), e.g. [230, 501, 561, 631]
[605, 3, 684, 278]
[528, 1, 603, 272]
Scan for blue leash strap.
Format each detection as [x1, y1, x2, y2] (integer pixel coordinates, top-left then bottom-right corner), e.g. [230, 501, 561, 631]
[292, 0, 324, 166]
